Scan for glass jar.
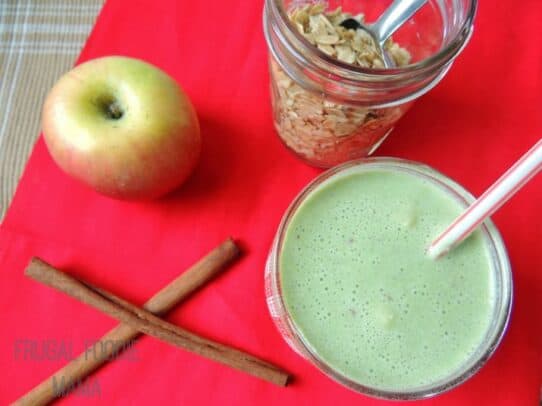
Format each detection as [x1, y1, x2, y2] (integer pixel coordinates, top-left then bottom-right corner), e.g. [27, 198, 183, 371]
[263, 0, 477, 167]
[264, 158, 512, 400]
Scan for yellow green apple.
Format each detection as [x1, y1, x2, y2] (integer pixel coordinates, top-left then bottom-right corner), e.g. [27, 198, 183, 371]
[42, 56, 201, 200]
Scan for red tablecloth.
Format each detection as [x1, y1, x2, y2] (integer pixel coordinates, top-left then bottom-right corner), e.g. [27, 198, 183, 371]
[1, 0, 541, 404]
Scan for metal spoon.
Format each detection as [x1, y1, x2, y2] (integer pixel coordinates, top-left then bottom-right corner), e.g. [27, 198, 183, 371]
[340, 0, 428, 68]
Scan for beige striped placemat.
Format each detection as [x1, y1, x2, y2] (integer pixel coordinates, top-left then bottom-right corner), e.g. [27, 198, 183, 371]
[0, 0, 104, 221]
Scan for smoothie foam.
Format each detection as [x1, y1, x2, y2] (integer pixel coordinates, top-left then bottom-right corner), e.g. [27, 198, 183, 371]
[279, 167, 496, 391]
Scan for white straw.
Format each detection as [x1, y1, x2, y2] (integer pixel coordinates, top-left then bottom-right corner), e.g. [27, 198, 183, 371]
[428, 138, 542, 259]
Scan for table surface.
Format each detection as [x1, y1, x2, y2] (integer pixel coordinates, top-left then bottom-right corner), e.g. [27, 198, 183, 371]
[0, 0, 103, 220]
[1, 0, 541, 405]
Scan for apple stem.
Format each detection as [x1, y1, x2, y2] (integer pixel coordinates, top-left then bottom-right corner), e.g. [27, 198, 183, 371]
[107, 102, 124, 120]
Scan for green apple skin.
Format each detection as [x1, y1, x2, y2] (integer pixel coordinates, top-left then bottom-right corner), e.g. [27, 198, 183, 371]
[42, 56, 201, 200]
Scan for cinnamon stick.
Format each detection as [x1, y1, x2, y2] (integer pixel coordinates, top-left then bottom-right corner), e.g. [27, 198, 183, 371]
[24, 258, 290, 386]
[14, 239, 240, 406]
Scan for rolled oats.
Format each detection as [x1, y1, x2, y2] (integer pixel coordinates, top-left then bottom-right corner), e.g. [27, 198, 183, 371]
[270, 3, 413, 167]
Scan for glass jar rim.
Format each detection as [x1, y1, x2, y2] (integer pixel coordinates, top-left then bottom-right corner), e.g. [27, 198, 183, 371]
[268, 0, 478, 79]
[268, 157, 512, 400]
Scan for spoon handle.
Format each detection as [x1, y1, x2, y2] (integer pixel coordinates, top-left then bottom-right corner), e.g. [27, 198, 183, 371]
[372, 0, 428, 44]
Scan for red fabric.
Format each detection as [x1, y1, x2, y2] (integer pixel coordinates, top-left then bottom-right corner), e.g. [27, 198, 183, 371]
[1, 0, 541, 404]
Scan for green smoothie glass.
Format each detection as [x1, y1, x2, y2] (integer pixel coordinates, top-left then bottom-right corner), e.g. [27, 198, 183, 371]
[265, 158, 512, 400]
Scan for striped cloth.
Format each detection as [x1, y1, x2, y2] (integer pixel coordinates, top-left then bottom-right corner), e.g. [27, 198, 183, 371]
[0, 1, 103, 220]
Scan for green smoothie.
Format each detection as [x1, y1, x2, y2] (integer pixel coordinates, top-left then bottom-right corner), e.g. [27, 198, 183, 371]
[279, 167, 496, 391]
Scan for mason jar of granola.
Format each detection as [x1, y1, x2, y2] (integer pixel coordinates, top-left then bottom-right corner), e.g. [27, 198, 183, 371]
[263, 0, 477, 167]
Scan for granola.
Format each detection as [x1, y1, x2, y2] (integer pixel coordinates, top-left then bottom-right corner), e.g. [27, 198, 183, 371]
[270, 4, 412, 167]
